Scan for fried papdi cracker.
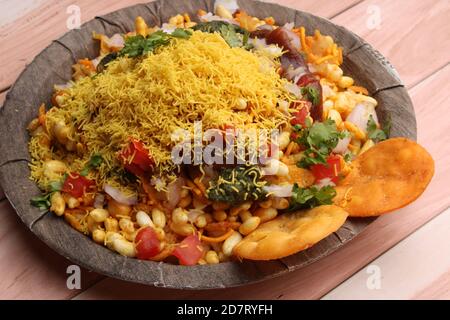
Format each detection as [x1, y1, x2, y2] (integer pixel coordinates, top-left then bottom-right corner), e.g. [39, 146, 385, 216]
[233, 205, 348, 260]
[334, 138, 434, 217]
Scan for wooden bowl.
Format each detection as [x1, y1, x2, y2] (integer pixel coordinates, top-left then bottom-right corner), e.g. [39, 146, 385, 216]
[0, 0, 415, 289]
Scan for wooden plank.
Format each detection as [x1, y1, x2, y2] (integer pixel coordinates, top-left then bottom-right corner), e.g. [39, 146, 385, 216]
[1, 89, 104, 299]
[332, 0, 450, 88]
[0, 201, 103, 299]
[0, 0, 45, 27]
[0, 1, 448, 298]
[1, 0, 377, 291]
[0, 0, 360, 92]
[264, 0, 362, 18]
[323, 208, 450, 300]
[0, 0, 364, 299]
[73, 65, 450, 299]
[414, 268, 450, 300]
[0, 0, 151, 91]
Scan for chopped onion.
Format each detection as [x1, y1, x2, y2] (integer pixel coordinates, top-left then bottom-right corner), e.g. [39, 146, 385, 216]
[104, 184, 137, 206]
[346, 102, 378, 133]
[283, 22, 295, 30]
[332, 136, 351, 154]
[321, 83, 335, 100]
[214, 0, 239, 13]
[257, 24, 274, 31]
[150, 176, 166, 192]
[161, 23, 177, 34]
[315, 178, 336, 188]
[278, 100, 290, 114]
[308, 63, 317, 73]
[287, 66, 309, 82]
[105, 33, 124, 49]
[266, 47, 283, 58]
[284, 28, 301, 50]
[199, 12, 231, 23]
[263, 184, 293, 197]
[93, 194, 105, 209]
[250, 38, 283, 59]
[284, 82, 302, 98]
[91, 57, 101, 69]
[187, 209, 204, 223]
[166, 177, 185, 209]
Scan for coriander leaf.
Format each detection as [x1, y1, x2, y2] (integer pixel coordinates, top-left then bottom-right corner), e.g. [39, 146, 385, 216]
[119, 30, 191, 58]
[80, 168, 90, 177]
[206, 165, 267, 204]
[295, 119, 345, 168]
[298, 150, 328, 168]
[242, 31, 251, 49]
[343, 152, 354, 163]
[48, 180, 63, 192]
[193, 21, 250, 49]
[307, 119, 341, 147]
[367, 115, 387, 142]
[304, 117, 312, 128]
[30, 194, 51, 211]
[193, 21, 247, 34]
[80, 154, 103, 176]
[219, 24, 242, 48]
[171, 28, 192, 39]
[301, 86, 320, 106]
[289, 183, 336, 210]
[119, 35, 147, 57]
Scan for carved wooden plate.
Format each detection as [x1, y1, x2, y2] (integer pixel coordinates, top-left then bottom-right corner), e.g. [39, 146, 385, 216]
[0, 0, 415, 289]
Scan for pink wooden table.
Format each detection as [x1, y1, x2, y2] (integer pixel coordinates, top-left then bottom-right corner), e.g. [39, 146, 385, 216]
[0, 0, 449, 299]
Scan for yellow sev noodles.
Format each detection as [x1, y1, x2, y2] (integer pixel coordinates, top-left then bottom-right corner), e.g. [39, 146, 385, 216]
[29, 31, 293, 191]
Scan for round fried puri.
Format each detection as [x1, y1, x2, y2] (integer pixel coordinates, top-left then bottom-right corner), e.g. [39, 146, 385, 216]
[334, 138, 434, 217]
[233, 205, 348, 260]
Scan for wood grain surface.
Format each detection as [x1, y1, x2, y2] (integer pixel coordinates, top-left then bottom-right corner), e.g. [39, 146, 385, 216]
[323, 208, 450, 299]
[73, 63, 450, 299]
[2, 0, 402, 290]
[0, 0, 449, 299]
[332, 0, 450, 88]
[0, 0, 362, 92]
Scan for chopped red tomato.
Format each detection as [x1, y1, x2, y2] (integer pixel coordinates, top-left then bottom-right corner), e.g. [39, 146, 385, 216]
[310, 155, 341, 184]
[290, 106, 309, 127]
[135, 227, 161, 260]
[119, 139, 154, 176]
[296, 73, 317, 87]
[172, 234, 203, 266]
[62, 172, 95, 198]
